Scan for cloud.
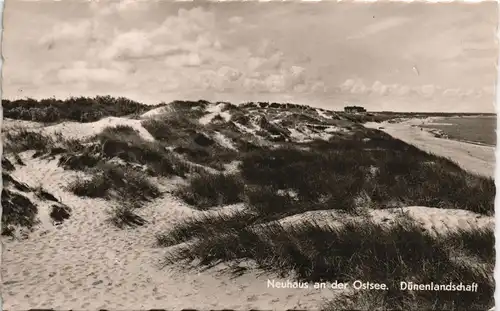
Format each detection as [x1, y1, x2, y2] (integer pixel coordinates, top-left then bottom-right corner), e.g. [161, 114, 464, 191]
[339, 78, 485, 99]
[57, 61, 130, 87]
[99, 7, 220, 66]
[165, 53, 204, 67]
[229, 16, 243, 24]
[39, 21, 93, 45]
[90, 0, 146, 16]
[39, 0, 146, 47]
[347, 17, 410, 40]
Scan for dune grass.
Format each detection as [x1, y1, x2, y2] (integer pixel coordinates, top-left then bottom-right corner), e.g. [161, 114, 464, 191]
[67, 163, 161, 204]
[165, 216, 493, 310]
[106, 202, 148, 229]
[156, 209, 259, 247]
[239, 129, 494, 216]
[3, 98, 494, 309]
[175, 172, 245, 210]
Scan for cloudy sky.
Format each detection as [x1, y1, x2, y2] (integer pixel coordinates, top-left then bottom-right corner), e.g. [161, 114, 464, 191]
[2, 1, 498, 112]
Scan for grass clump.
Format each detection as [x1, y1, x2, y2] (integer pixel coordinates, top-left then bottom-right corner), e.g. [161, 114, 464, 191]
[143, 111, 239, 170]
[56, 125, 191, 177]
[107, 202, 148, 229]
[156, 210, 259, 247]
[68, 164, 160, 204]
[175, 172, 245, 210]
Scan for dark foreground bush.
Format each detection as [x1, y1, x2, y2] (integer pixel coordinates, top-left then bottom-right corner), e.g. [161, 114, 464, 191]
[175, 172, 245, 210]
[165, 218, 494, 311]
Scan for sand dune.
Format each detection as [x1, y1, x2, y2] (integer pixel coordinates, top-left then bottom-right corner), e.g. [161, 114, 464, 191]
[2, 112, 494, 310]
[39, 117, 156, 142]
[278, 206, 493, 236]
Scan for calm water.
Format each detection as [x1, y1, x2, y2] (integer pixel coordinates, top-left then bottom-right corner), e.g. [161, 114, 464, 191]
[423, 116, 497, 146]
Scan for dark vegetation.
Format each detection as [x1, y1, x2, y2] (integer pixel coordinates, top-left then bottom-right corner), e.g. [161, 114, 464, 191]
[67, 163, 161, 203]
[173, 128, 494, 218]
[1, 189, 39, 235]
[3, 96, 165, 123]
[163, 216, 494, 311]
[175, 172, 245, 210]
[50, 204, 71, 223]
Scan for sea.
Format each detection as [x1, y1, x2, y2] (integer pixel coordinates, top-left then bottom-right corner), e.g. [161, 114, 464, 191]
[422, 116, 497, 146]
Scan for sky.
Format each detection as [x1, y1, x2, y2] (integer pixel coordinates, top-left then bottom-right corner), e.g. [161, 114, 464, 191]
[2, 0, 498, 112]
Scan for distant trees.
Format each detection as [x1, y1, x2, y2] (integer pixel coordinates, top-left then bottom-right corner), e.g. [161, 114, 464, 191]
[2, 96, 163, 123]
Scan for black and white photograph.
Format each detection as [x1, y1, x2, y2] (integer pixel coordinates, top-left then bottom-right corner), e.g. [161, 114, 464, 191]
[1, 1, 497, 310]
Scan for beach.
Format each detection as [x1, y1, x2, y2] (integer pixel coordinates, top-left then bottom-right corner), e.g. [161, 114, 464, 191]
[365, 118, 496, 179]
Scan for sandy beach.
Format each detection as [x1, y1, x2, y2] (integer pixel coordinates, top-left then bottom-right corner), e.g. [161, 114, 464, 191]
[365, 118, 496, 179]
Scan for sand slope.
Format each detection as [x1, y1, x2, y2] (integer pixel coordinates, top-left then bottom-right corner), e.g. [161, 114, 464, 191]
[2, 153, 338, 310]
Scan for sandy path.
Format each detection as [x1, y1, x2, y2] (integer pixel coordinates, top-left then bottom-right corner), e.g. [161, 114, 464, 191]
[365, 118, 495, 178]
[2, 154, 337, 310]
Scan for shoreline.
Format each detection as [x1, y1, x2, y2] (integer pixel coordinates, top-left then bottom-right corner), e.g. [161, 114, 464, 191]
[418, 116, 496, 147]
[365, 117, 495, 179]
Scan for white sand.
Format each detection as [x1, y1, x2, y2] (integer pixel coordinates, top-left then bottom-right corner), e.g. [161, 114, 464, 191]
[38, 117, 156, 142]
[278, 206, 493, 236]
[213, 131, 237, 150]
[2, 153, 337, 310]
[365, 118, 495, 178]
[140, 106, 172, 118]
[316, 109, 332, 119]
[198, 103, 231, 125]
